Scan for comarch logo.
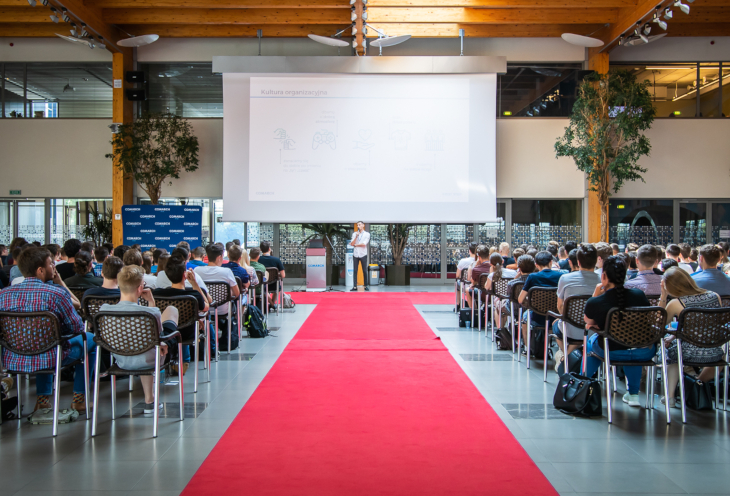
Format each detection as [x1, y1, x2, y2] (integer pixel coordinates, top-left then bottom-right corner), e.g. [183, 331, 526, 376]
[127, 237, 142, 241]
[184, 222, 199, 226]
[140, 215, 155, 219]
[155, 237, 171, 241]
[184, 208, 198, 212]
[155, 222, 170, 226]
[126, 222, 141, 226]
[169, 215, 185, 219]
[184, 237, 198, 241]
[125, 207, 141, 212]
[154, 207, 170, 212]
[169, 229, 184, 233]
[307, 264, 325, 268]
[140, 229, 155, 233]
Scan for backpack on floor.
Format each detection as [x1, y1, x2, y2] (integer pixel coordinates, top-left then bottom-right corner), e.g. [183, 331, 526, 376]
[494, 327, 513, 351]
[529, 325, 546, 360]
[244, 305, 269, 338]
[556, 350, 583, 376]
[458, 308, 472, 328]
[283, 293, 296, 309]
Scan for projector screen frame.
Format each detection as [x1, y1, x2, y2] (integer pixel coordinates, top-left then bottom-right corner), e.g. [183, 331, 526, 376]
[215, 56, 507, 223]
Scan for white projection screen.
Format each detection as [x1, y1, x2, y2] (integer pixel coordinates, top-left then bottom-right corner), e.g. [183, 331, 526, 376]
[221, 63, 498, 223]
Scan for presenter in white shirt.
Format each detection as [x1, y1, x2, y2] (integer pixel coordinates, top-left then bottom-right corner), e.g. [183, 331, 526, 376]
[350, 221, 371, 291]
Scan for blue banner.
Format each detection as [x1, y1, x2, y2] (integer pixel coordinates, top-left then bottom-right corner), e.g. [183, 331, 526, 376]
[123, 205, 202, 252]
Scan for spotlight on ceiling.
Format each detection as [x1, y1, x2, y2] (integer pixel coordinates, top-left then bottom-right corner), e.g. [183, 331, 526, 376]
[117, 34, 160, 47]
[307, 34, 349, 47]
[674, 0, 690, 14]
[69, 22, 77, 37]
[652, 13, 668, 30]
[55, 33, 96, 49]
[664, 7, 673, 19]
[526, 111, 533, 117]
[80, 23, 88, 37]
[61, 8, 70, 23]
[63, 80, 75, 92]
[49, 7, 59, 23]
[561, 33, 604, 47]
[643, 23, 651, 36]
[27, 0, 36, 6]
[96, 36, 106, 50]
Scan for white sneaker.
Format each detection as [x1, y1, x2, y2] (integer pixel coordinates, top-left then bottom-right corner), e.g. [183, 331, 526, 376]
[660, 396, 679, 409]
[554, 350, 565, 373]
[622, 393, 640, 407]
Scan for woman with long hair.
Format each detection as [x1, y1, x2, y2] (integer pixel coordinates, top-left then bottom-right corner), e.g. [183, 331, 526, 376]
[64, 250, 103, 288]
[658, 266, 724, 408]
[583, 256, 653, 407]
[239, 249, 259, 286]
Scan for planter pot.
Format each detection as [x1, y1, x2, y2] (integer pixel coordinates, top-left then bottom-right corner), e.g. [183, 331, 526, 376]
[385, 265, 410, 286]
[329, 265, 341, 286]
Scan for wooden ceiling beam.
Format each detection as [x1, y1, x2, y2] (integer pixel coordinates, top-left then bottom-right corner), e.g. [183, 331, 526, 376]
[368, 22, 606, 36]
[663, 21, 730, 36]
[0, 7, 52, 22]
[51, 0, 131, 52]
[102, 7, 350, 24]
[79, 0, 635, 6]
[0, 22, 67, 35]
[368, 0, 636, 6]
[118, 23, 345, 37]
[367, 7, 619, 24]
[83, 0, 350, 8]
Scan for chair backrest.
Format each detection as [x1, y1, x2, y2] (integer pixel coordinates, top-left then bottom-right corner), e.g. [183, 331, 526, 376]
[92, 310, 161, 356]
[67, 286, 87, 303]
[477, 273, 489, 290]
[526, 287, 558, 316]
[460, 269, 470, 283]
[493, 277, 514, 299]
[206, 281, 232, 307]
[675, 307, 730, 348]
[82, 294, 121, 322]
[602, 306, 667, 349]
[720, 295, 730, 308]
[154, 295, 200, 330]
[644, 294, 661, 307]
[265, 267, 280, 287]
[561, 295, 591, 330]
[509, 280, 525, 303]
[0, 311, 62, 356]
[254, 271, 265, 289]
[234, 276, 245, 292]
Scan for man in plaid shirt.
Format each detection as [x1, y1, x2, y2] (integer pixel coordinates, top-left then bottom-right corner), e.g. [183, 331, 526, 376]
[0, 246, 95, 414]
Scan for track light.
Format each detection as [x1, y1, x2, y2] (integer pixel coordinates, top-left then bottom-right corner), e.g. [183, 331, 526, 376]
[61, 8, 70, 23]
[96, 36, 106, 50]
[652, 13, 667, 30]
[27, 0, 36, 6]
[643, 23, 651, 36]
[351, 10, 357, 21]
[63, 79, 75, 92]
[49, 7, 59, 23]
[362, 11, 368, 20]
[618, 34, 624, 46]
[674, 0, 689, 15]
[664, 7, 673, 19]
[526, 111, 533, 117]
[540, 101, 547, 109]
[80, 23, 88, 37]
[70, 22, 78, 37]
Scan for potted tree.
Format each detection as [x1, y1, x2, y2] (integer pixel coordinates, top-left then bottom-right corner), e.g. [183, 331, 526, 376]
[82, 204, 113, 245]
[555, 70, 655, 242]
[106, 112, 200, 204]
[301, 223, 351, 286]
[385, 223, 414, 286]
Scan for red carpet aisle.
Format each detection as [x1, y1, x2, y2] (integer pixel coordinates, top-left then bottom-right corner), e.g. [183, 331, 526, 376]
[181, 294, 557, 496]
[290, 291, 455, 305]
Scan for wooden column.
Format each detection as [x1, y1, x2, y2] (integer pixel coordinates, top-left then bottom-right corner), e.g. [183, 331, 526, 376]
[112, 50, 134, 247]
[354, 0, 365, 56]
[586, 49, 609, 243]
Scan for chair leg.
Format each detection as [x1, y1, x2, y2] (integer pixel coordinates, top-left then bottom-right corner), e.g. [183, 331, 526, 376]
[194, 322, 199, 393]
[82, 334, 90, 419]
[16, 373, 22, 419]
[52, 344, 62, 437]
[237, 298, 243, 341]
[111, 376, 116, 421]
[659, 339, 671, 424]
[510, 305, 515, 353]
[677, 340, 687, 424]
[178, 343, 184, 421]
[227, 308, 232, 355]
[214, 308, 219, 362]
[604, 339, 613, 424]
[612, 366, 617, 392]
[491, 297, 496, 342]
[129, 374, 134, 392]
[153, 346, 160, 438]
[543, 320, 549, 382]
[715, 367, 721, 411]
[471, 291, 475, 329]
[205, 315, 211, 383]
[517, 308, 522, 362]
[581, 332, 588, 375]
[92, 348, 102, 436]
[525, 310, 531, 369]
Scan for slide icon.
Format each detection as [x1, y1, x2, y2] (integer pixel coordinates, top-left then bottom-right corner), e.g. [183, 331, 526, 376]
[312, 130, 336, 150]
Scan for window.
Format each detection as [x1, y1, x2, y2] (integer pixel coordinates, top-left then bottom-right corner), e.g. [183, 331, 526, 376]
[498, 64, 588, 118]
[50, 199, 112, 245]
[138, 63, 223, 117]
[712, 203, 730, 244]
[446, 224, 473, 272]
[0, 201, 14, 245]
[478, 202, 507, 246]
[679, 202, 707, 247]
[609, 199, 673, 248]
[512, 200, 582, 248]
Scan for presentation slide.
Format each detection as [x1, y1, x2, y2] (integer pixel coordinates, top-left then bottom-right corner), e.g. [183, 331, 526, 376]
[248, 77, 469, 203]
[222, 73, 497, 223]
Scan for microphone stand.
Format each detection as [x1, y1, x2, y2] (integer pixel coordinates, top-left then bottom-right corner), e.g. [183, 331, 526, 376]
[323, 233, 344, 292]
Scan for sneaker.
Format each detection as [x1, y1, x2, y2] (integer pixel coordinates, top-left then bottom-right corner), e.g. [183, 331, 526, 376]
[660, 396, 679, 409]
[364, 287, 370, 291]
[622, 393, 640, 407]
[143, 402, 164, 414]
[350, 288, 357, 292]
[553, 350, 564, 373]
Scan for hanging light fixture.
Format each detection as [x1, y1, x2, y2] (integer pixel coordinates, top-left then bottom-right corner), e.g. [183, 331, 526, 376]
[674, 0, 690, 15]
[664, 7, 673, 19]
[49, 7, 59, 23]
[652, 10, 668, 30]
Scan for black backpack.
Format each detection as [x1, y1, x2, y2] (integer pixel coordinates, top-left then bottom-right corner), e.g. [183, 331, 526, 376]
[556, 350, 583, 376]
[458, 308, 472, 328]
[244, 305, 269, 338]
[494, 327, 512, 351]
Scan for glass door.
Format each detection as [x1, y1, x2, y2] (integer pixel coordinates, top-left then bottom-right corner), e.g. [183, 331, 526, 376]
[712, 202, 730, 243]
[17, 200, 45, 244]
[679, 202, 707, 246]
[0, 201, 14, 245]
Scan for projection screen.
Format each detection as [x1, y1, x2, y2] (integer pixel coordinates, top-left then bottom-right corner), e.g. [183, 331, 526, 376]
[218, 56, 502, 223]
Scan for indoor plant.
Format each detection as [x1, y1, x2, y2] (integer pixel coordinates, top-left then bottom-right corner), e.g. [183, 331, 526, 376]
[301, 223, 351, 286]
[385, 223, 414, 285]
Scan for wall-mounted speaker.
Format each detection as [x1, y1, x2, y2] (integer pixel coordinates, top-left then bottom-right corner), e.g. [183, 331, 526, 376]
[125, 89, 146, 101]
[125, 71, 145, 84]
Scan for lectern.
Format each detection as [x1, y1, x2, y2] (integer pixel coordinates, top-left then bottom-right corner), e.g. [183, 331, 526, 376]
[306, 239, 326, 292]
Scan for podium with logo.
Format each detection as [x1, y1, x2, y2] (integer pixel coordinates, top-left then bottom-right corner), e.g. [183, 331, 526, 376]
[122, 205, 202, 251]
[305, 238, 327, 292]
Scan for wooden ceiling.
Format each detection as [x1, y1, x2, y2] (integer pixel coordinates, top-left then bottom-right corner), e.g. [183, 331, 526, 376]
[0, 0, 728, 52]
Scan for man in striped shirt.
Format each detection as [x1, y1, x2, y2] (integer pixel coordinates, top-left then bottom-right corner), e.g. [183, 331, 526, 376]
[0, 246, 95, 414]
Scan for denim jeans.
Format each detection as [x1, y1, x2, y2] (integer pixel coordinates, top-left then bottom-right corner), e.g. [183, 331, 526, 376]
[584, 333, 656, 395]
[36, 332, 96, 396]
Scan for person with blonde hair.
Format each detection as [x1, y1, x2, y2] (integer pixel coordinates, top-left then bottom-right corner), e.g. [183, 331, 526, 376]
[489, 246, 497, 256]
[658, 266, 725, 408]
[238, 249, 259, 286]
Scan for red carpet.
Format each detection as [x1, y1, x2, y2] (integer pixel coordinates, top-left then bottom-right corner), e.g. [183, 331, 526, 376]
[290, 291, 455, 305]
[182, 294, 557, 496]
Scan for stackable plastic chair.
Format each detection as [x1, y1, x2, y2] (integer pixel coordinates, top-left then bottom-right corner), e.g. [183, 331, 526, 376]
[546, 295, 591, 382]
[265, 267, 282, 316]
[720, 295, 730, 308]
[590, 306, 667, 424]
[472, 274, 489, 332]
[234, 276, 246, 339]
[519, 287, 558, 370]
[154, 295, 205, 393]
[509, 280, 525, 353]
[252, 270, 266, 316]
[0, 311, 90, 436]
[487, 275, 513, 342]
[459, 270, 470, 313]
[206, 281, 234, 359]
[669, 307, 730, 423]
[67, 286, 87, 304]
[91, 310, 182, 438]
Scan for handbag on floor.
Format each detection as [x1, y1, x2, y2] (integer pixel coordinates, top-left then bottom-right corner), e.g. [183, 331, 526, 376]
[683, 374, 713, 410]
[495, 327, 512, 351]
[458, 308, 471, 328]
[553, 372, 602, 417]
[283, 293, 296, 309]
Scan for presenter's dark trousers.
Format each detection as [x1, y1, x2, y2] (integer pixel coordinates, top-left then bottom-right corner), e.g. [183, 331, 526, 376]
[353, 256, 369, 288]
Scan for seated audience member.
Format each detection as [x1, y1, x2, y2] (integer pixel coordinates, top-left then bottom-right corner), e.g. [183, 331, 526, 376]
[567, 248, 578, 272]
[155, 253, 170, 276]
[123, 249, 156, 289]
[239, 249, 259, 286]
[665, 244, 686, 270]
[626, 252, 639, 280]
[611, 243, 620, 256]
[154, 254, 211, 374]
[552, 243, 600, 367]
[626, 242, 639, 253]
[625, 244, 663, 294]
[81, 241, 95, 254]
[64, 250, 103, 289]
[250, 248, 269, 303]
[656, 245, 666, 261]
[57, 247, 68, 265]
[113, 244, 131, 260]
[557, 246, 569, 270]
[151, 248, 168, 274]
[489, 246, 497, 256]
[718, 242, 730, 276]
[93, 246, 109, 277]
[101, 266, 177, 414]
[233, 239, 241, 246]
[517, 251, 562, 353]
[678, 243, 695, 273]
[44, 244, 60, 264]
[103, 242, 115, 254]
[9, 244, 32, 284]
[494, 254, 535, 330]
[83, 256, 124, 299]
[466, 245, 491, 308]
[222, 244, 251, 292]
[156, 248, 209, 293]
[188, 246, 207, 269]
[499, 242, 514, 267]
[0, 246, 95, 413]
[195, 243, 241, 351]
[692, 244, 730, 294]
[456, 242, 478, 280]
[560, 241, 578, 270]
[142, 252, 154, 276]
[546, 244, 559, 268]
[660, 258, 678, 272]
[583, 256, 652, 407]
[483, 252, 517, 294]
[689, 247, 699, 272]
[594, 242, 613, 277]
[130, 243, 141, 252]
[56, 239, 81, 281]
[0, 244, 7, 266]
[658, 267, 724, 408]
[526, 248, 538, 259]
[259, 241, 285, 307]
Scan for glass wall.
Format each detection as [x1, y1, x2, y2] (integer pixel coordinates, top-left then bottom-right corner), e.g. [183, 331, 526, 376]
[17, 201, 45, 244]
[446, 224, 474, 272]
[138, 63, 223, 118]
[498, 64, 587, 118]
[50, 199, 112, 245]
[512, 200, 582, 248]
[609, 199, 673, 248]
[370, 224, 441, 277]
[712, 203, 730, 244]
[0, 201, 14, 245]
[679, 202, 707, 247]
[478, 202, 507, 246]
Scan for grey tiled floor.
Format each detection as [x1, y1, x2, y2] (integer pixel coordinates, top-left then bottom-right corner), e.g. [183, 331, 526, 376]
[2, 287, 729, 495]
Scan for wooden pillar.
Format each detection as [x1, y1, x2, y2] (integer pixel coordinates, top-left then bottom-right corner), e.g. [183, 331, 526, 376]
[354, 0, 365, 56]
[586, 49, 609, 243]
[112, 50, 134, 247]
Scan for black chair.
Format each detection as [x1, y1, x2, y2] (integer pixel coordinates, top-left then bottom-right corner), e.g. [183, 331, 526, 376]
[91, 310, 182, 438]
[0, 311, 90, 436]
[487, 275, 513, 342]
[670, 307, 730, 423]
[547, 295, 591, 382]
[265, 267, 282, 316]
[234, 276, 246, 339]
[590, 306, 667, 424]
[472, 273, 489, 333]
[519, 287, 558, 371]
[508, 280, 525, 353]
[67, 286, 87, 304]
[720, 295, 730, 308]
[206, 281, 234, 359]
[250, 270, 266, 316]
[154, 295, 205, 393]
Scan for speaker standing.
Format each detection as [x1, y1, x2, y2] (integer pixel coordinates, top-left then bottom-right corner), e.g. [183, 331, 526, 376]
[350, 222, 370, 291]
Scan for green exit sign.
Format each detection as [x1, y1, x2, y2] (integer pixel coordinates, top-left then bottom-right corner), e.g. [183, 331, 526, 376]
[9, 190, 21, 195]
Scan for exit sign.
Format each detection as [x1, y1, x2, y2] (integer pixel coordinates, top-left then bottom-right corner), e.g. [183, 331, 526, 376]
[9, 190, 21, 195]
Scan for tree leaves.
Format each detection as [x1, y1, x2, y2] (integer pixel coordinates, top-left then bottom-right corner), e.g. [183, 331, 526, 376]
[106, 113, 200, 204]
[387, 223, 415, 266]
